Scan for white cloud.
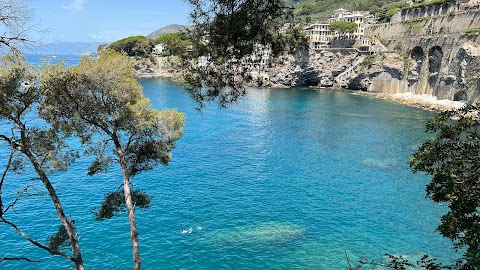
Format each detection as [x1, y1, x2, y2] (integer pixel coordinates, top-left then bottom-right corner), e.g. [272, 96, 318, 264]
[62, 0, 86, 12]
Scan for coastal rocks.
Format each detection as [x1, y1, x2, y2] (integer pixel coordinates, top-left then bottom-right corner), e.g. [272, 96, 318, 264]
[131, 55, 183, 79]
[347, 53, 404, 90]
[347, 71, 382, 90]
[261, 50, 360, 88]
[134, 36, 480, 105]
[264, 51, 311, 87]
[130, 57, 159, 77]
[455, 42, 480, 88]
[251, 49, 406, 92]
[444, 75, 457, 86]
[375, 92, 465, 111]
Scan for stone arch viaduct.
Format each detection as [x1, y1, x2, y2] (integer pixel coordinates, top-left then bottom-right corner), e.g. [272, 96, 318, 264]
[365, 2, 480, 102]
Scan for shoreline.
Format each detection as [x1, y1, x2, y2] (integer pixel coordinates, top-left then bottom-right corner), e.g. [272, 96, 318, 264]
[317, 87, 464, 112]
[372, 92, 465, 112]
[137, 73, 465, 112]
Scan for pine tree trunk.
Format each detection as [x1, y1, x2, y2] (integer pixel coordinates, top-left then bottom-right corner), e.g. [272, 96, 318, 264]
[114, 142, 141, 270]
[24, 151, 84, 270]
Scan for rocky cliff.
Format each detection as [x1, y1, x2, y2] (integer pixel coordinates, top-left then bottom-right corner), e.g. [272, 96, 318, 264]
[132, 56, 183, 79]
[135, 1, 480, 106]
[140, 49, 406, 93]
[246, 50, 405, 92]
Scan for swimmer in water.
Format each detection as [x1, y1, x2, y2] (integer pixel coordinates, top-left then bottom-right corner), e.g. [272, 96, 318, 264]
[181, 230, 188, 234]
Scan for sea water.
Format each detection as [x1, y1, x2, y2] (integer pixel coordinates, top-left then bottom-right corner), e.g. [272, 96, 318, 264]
[0, 56, 456, 269]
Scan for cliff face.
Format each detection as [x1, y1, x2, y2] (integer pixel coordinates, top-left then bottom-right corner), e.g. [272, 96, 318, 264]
[258, 50, 354, 88]
[132, 56, 183, 79]
[248, 50, 404, 91]
[139, 51, 384, 89]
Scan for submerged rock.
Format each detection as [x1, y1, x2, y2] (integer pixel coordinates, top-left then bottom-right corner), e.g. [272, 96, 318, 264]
[212, 222, 304, 246]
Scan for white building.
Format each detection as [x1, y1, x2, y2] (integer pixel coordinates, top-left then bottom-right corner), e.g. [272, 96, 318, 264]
[152, 44, 167, 55]
[305, 23, 332, 49]
[305, 8, 375, 50]
[337, 12, 366, 40]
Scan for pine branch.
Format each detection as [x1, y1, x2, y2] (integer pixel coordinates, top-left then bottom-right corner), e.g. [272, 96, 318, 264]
[0, 257, 41, 263]
[0, 217, 74, 262]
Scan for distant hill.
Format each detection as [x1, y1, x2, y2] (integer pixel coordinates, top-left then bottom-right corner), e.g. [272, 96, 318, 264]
[147, 24, 188, 40]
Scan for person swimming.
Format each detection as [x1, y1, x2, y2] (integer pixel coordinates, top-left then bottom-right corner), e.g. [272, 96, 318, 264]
[181, 228, 193, 234]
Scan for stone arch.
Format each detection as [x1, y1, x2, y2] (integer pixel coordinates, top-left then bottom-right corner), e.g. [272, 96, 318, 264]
[411, 46, 425, 61]
[428, 45, 443, 73]
[453, 91, 468, 102]
[428, 45, 443, 86]
[407, 46, 425, 85]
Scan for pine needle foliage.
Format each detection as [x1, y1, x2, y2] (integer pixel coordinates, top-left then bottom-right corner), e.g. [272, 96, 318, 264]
[94, 190, 152, 221]
[182, 0, 306, 109]
[47, 224, 71, 253]
[410, 104, 480, 269]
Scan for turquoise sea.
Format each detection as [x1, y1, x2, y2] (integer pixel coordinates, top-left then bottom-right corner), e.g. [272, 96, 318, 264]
[0, 56, 456, 269]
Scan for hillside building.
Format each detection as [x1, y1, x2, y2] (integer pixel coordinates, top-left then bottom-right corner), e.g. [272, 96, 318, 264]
[152, 44, 167, 56]
[305, 8, 376, 50]
[305, 23, 332, 49]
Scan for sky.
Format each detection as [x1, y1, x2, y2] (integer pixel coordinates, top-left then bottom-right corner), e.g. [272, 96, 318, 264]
[30, 0, 191, 43]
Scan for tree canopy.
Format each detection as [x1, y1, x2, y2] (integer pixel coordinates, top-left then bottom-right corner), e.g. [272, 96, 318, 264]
[0, 0, 40, 52]
[329, 21, 358, 33]
[182, 0, 305, 108]
[0, 54, 84, 269]
[40, 50, 185, 270]
[289, 0, 409, 23]
[153, 32, 192, 56]
[410, 105, 480, 269]
[107, 36, 153, 57]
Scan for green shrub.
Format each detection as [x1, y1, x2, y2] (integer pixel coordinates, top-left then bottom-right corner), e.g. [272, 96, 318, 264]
[402, 17, 428, 35]
[465, 28, 480, 37]
[360, 54, 377, 69]
[329, 21, 358, 33]
[402, 0, 457, 10]
[394, 42, 403, 52]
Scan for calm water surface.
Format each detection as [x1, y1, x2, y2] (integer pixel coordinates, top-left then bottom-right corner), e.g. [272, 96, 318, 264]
[0, 56, 456, 269]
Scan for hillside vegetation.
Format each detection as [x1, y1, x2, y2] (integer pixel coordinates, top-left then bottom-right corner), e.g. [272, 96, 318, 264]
[286, 0, 410, 22]
[107, 33, 192, 57]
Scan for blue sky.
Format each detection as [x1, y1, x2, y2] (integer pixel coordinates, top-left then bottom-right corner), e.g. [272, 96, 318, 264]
[30, 0, 190, 43]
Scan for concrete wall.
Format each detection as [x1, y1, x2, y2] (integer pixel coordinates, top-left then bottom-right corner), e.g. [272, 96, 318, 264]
[330, 39, 357, 48]
[367, 10, 480, 41]
[390, 1, 459, 23]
